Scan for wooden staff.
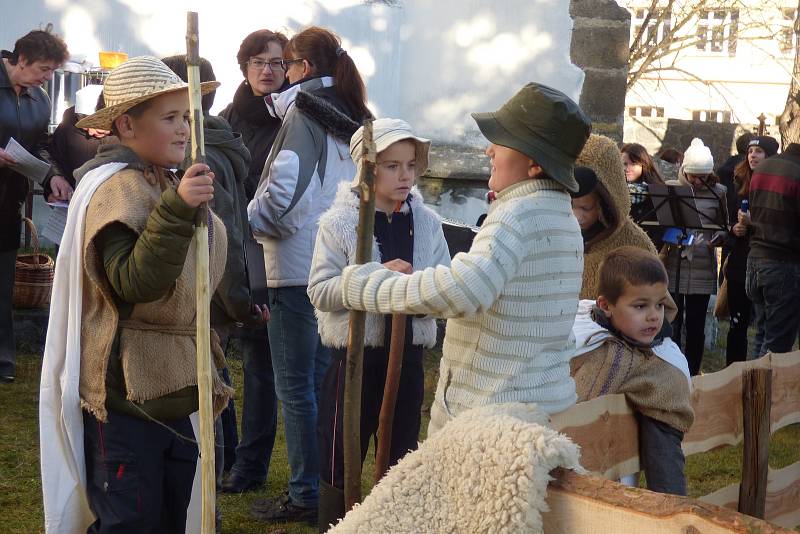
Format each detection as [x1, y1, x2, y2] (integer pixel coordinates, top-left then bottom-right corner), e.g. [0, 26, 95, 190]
[343, 118, 376, 510]
[374, 313, 406, 483]
[186, 11, 215, 534]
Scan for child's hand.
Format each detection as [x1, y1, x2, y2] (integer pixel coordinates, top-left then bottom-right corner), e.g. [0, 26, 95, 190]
[383, 259, 412, 274]
[178, 163, 215, 208]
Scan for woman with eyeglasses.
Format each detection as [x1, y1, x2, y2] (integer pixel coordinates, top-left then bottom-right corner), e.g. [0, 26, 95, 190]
[217, 29, 288, 496]
[247, 25, 371, 525]
[220, 29, 289, 199]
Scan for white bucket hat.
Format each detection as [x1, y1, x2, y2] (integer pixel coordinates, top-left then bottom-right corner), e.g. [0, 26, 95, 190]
[349, 118, 431, 187]
[76, 55, 219, 130]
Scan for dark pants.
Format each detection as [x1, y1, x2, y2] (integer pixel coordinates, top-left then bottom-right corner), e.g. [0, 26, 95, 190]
[670, 293, 711, 375]
[726, 278, 752, 366]
[83, 410, 198, 534]
[746, 257, 800, 355]
[0, 249, 16, 378]
[218, 366, 238, 471]
[637, 413, 687, 496]
[228, 326, 278, 482]
[318, 348, 424, 489]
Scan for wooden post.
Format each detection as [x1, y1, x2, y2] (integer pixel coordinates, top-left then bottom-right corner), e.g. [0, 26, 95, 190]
[737, 368, 772, 519]
[374, 313, 406, 483]
[186, 11, 215, 534]
[343, 119, 376, 511]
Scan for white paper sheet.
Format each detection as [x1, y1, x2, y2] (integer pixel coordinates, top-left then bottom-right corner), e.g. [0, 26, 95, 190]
[4, 137, 50, 182]
[42, 206, 68, 245]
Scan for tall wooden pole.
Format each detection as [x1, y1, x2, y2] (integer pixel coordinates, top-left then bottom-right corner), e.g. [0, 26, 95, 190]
[186, 11, 215, 534]
[374, 313, 406, 483]
[343, 119, 376, 511]
[737, 368, 772, 519]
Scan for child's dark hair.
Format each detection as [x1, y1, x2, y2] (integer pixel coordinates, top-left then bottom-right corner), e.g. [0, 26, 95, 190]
[620, 143, 664, 185]
[3, 25, 69, 66]
[161, 55, 216, 112]
[598, 246, 668, 304]
[285, 26, 371, 121]
[236, 29, 289, 77]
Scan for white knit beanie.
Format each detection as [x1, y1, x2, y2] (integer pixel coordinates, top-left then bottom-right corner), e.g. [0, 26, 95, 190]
[681, 138, 714, 175]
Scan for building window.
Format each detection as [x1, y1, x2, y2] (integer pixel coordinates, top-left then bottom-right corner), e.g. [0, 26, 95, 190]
[631, 6, 672, 48]
[628, 106, 665, 118]
[692, 109, 732, 123]
[695, 9, 738, 56]
[780, 8, 798, 54]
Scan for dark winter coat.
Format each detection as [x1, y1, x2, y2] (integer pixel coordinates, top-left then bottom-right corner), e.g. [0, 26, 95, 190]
[47, 106, 118, 191]
[182, 115, 254, 326]
[219, 81, 282, 200]
[0, 58, 62, 251]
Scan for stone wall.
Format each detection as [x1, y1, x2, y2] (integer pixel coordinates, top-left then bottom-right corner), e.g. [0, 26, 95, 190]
[569, 0, 631, 142]
[624, 117, 783, 167]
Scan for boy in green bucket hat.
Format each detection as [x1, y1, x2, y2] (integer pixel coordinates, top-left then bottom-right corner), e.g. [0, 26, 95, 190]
[340, 82, 592, 434]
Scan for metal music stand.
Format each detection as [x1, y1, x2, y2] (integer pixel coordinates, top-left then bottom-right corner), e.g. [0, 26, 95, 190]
[640, 182, 727, 293]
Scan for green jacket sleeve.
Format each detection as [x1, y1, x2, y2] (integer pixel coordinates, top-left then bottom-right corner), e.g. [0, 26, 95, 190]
[95, 187, 197, 303]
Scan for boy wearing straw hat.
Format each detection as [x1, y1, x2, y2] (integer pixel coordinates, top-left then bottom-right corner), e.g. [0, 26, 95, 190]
[339, 83, 591, 435]
[40, 56, 232, 533]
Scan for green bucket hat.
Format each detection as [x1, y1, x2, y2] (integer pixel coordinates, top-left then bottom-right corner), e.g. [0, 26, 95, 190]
[472, 82, 592, 193]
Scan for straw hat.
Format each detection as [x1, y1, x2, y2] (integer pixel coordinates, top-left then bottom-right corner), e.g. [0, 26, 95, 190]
[76, 55, 219, 130]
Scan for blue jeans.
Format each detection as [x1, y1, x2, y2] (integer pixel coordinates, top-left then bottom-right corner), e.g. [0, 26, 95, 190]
[229, 326, 277, 482]
[746, 257, 800, 355]
[268, 286, 330, 507]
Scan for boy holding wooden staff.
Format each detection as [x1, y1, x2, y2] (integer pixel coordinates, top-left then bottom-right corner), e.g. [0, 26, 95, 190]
[40, 56, 232, 533]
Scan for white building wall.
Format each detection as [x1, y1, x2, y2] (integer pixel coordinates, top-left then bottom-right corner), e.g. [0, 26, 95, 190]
[1, 0, 584, 147]
[622, 0, 794, 128]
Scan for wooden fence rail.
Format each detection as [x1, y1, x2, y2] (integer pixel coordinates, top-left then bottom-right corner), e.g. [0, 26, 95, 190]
[550, 351, 800, 528]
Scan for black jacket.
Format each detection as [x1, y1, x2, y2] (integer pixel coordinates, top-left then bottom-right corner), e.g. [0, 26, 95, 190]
[219, 81, 283, 200]
[47, 106, 118, 192]
[0, 57, 61, 251]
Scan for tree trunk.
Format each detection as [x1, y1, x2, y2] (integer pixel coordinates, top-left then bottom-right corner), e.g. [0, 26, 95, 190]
[779, 1, 800, 148]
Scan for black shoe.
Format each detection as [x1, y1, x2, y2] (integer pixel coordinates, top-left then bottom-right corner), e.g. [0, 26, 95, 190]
[318, 481, 345, 533]
[0, 375, 14, 384]
[251, 492, 317, 525]
[220, 472, 263, 493]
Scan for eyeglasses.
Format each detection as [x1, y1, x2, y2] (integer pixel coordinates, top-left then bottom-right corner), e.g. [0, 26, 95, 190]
[278, 58, 305, 71]
[247, 58, 284, 72]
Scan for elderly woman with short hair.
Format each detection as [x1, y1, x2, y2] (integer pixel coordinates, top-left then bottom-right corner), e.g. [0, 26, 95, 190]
[0, 27, 68, 383]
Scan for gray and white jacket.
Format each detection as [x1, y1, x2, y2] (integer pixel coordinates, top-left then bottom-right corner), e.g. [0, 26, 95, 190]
[308, 182, 452, 348]
[247, 76, 360, 287]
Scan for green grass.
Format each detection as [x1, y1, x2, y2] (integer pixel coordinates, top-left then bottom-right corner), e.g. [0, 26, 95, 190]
[2, 332, 798, 533]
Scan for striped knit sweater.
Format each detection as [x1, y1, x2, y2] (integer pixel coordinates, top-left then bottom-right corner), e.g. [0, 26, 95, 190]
[749, 143, 800, 262]
[341, 178, 584, 435]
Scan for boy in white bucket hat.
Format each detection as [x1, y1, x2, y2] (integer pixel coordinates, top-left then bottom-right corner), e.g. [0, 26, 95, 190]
[40, 55, 233, 533]
[307, 118, 451, 528]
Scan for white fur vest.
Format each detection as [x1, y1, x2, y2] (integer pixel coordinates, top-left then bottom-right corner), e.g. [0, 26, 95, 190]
[308, 181, 451, 348]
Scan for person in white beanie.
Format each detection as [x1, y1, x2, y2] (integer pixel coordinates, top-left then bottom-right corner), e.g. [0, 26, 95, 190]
[662, 137, 728, 375]
[308, 118, 451, 529]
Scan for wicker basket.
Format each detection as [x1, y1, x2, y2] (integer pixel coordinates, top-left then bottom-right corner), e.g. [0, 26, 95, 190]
[13, 218, 55, 309]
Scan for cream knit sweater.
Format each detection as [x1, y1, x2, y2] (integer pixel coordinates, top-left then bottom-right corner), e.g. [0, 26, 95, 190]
[342, 178, 584, 434]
